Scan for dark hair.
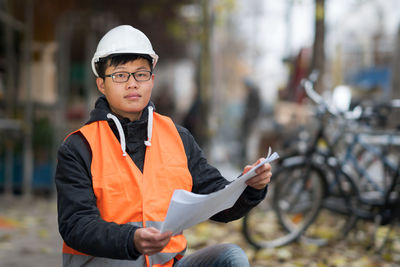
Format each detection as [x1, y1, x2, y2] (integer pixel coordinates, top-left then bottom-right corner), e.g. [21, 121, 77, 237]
[95, 53, 153, 78]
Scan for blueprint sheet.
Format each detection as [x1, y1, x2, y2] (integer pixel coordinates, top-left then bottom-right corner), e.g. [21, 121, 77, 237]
[160, 150, 279, 234]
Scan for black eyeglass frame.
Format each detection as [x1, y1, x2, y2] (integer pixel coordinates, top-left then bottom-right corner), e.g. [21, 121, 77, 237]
[103, 70, 153, 83]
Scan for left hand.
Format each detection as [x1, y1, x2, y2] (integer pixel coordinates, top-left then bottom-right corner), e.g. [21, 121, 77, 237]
[134, 227, 173, 256]
[243, 158, 272, 190]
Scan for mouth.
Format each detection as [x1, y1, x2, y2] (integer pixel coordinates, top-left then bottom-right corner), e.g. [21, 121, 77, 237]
[125, 93, 141, 100]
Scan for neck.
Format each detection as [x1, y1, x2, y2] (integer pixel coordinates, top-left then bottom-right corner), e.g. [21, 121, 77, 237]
[111, 110, 143, 122]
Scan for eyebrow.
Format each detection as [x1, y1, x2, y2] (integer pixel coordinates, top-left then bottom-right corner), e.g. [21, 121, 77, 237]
[113, 66, 150, 71]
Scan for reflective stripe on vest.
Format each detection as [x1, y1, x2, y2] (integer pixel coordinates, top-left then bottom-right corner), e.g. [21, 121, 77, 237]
[62, 113, 193, 267]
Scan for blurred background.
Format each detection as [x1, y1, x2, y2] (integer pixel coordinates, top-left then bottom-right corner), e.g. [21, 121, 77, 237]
[0, 0, 400, 266]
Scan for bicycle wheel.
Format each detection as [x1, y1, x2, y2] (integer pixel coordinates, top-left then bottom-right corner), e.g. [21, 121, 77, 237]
[290, 161, 358, 246]
[242, 159, 325, 249]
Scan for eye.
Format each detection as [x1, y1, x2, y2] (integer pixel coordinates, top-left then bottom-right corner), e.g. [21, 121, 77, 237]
[115, 72, 128, 78]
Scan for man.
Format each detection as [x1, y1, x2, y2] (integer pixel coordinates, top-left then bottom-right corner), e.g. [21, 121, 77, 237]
[55, 25, 272, 267]
[240, 77, 261, 166]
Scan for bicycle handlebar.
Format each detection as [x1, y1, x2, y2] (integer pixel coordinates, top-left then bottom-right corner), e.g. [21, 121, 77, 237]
[301, 71, 340, 117]
[301, 70, 400, 128]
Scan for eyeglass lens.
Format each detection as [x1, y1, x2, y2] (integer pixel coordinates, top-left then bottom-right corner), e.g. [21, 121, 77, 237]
[112, 71, 151, 82]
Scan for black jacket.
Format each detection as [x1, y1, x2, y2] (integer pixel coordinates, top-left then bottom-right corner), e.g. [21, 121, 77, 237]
[55, 95, 267, 260]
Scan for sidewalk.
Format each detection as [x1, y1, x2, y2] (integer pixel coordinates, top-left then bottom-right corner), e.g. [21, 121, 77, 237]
[0, 195, 62, 267]
[1, 195, 399, 267]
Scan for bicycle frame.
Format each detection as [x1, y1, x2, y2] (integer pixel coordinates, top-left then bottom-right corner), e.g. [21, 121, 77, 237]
[342, 131, 400, 194]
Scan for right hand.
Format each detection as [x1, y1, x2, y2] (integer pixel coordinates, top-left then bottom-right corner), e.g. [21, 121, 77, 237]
[134, 227, 172, 255]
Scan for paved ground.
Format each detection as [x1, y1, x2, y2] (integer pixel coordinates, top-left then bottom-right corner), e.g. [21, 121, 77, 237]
[1, 195, 399, 267]
[0, 195, 62, 267]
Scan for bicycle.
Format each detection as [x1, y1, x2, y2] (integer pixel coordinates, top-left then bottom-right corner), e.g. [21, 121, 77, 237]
[242, 70, 400, 251]
[242, 71, 332, 249]
[297, 73, 400, 251]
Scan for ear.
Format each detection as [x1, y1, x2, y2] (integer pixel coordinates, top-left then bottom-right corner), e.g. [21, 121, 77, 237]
[96, 77, 106, 95]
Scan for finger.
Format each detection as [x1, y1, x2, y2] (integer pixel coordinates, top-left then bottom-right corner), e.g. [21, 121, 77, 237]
[152, 231, 172, 243]
[145, 227, 160, 234]
[246, 172, 272, 189]
[254, 158, 264, 165]
[252, 158, 264, 169]
[145, 246, 167, 256]
[243, 158, 266, 174]
[247, 181, 269, 190]
[243, 165, 253, 174]
[246, 176, 270, 187]
[139, 242, 168, 256]
[249, 169, 272, 182]
[144, 229, 172, 247]
[142, 228, 171, 241]
[134, 228, 170, 254]
[255, 163, 272, 174]
[142, 236, 172, 255]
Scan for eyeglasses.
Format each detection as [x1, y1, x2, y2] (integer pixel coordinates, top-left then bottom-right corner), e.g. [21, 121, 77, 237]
[104, 71, 152, 83]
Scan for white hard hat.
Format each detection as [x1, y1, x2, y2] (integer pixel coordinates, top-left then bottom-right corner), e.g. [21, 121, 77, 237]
[91, 25, 159, 77]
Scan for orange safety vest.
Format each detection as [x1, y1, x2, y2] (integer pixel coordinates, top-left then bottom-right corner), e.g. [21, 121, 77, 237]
[62, 113, 193, 267]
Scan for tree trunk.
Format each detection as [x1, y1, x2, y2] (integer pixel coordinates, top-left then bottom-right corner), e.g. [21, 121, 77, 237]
[392, 25, 400, 99]
[196, 0, 212, 148]
[389, 24, 400, 128]
[310, 0, 325, 92]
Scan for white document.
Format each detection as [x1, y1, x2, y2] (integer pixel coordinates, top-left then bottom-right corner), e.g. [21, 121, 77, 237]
[160, 150, 279, 234]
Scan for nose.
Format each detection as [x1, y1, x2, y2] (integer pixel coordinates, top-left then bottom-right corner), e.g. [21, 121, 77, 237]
[126, 73, 139, 88]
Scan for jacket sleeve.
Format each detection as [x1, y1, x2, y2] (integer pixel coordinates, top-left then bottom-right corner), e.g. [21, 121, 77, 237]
[55, 132, 141, 260]
[177, 126, 267, 223]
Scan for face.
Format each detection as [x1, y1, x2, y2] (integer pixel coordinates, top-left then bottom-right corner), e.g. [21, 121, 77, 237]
[96, 58, 154, 121]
